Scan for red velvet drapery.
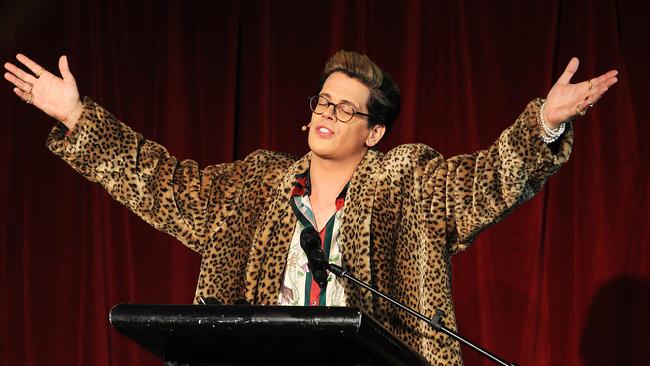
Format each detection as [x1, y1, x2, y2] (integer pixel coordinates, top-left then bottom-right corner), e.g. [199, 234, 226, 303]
[1, 1, 648, 365]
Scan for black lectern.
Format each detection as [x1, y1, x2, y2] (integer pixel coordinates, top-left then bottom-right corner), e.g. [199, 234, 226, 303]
[109, 304, 431, 366]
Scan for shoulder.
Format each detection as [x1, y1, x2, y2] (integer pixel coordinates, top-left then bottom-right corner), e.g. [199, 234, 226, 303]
[240, 149, 298, 185]
[365, 144, 446, 188]
[381, 143, 443, 169]
[201, 149, 296, 185]
[243, 149, 297, 169]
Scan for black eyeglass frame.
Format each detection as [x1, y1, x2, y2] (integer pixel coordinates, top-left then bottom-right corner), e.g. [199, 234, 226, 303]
[308, 95, 374, 123]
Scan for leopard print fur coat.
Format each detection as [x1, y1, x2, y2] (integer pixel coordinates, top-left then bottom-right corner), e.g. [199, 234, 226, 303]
[47, 97, 572, 365]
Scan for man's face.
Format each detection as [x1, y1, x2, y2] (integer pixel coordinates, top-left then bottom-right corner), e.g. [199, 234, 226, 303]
[308, 72, 382, 162]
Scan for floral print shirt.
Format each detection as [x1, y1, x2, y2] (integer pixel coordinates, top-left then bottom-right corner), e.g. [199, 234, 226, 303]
[277, 169, 348, 306]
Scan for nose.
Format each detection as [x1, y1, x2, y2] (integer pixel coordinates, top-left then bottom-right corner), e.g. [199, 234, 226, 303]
[321, 103, 336, 121]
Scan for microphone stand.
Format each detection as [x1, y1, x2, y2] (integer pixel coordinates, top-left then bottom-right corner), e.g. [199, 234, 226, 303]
[328, 264, 517, 366]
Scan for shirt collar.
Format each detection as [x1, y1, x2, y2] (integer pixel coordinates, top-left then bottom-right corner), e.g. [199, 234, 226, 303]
[290, 167, 350, 205]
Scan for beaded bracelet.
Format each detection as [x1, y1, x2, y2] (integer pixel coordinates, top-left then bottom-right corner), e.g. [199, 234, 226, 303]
[538, 102, 565, 144]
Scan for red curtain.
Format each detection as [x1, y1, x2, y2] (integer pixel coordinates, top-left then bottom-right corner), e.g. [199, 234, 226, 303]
[1, 1, 649, 365]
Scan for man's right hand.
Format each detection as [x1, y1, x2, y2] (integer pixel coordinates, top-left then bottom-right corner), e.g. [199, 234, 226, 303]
[4, 54, 83, 130]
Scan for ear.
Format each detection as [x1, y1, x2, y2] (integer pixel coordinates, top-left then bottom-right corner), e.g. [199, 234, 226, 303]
[365, 124, 386, 147]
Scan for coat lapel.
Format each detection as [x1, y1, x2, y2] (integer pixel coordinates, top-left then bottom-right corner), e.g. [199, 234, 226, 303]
[337, 149, 381, 313]
[244, 149, 382, 308]
[245, 152, 311, 304]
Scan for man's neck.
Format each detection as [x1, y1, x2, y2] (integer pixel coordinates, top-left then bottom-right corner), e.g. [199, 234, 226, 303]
[309, 151, 366, 200]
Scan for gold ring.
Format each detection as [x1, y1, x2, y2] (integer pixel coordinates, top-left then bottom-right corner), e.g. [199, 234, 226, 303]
[585, 95, 595, 108]
[36, 67, 44, 78]
[27, 84, 33, 94]
[587, 80, 593, 90]
[25, 92, 34, 104]
[576, 105, 587, 116]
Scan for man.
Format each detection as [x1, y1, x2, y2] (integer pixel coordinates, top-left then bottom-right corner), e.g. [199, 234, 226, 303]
[3, 50, 617, 364]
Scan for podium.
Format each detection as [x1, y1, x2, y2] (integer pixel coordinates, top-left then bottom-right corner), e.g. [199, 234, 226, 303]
[109, 304, 431, 366]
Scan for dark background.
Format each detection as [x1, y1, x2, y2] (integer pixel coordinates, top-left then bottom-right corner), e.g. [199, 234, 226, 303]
[1, 1, 649, 365]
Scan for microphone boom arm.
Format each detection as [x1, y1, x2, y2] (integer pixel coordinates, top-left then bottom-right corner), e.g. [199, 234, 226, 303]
[327, 264, 517, 366]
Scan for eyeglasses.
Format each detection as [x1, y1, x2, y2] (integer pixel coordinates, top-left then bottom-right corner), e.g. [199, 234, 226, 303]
[308, 95, 373, 123]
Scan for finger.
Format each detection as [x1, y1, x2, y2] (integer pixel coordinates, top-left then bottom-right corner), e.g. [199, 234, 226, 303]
[557, 57, 580, 85]
[584, 80, 617, 107]
[584, 94, 602, 109]
[590, 70, 619, 88]
[584, 72, 617, 101]
[590, 77, 617, 98]
[4, 71, 33, 92]
[4, 62, 37, 84]
[589, 85, 608, 101]
[16, 53, 45, 77]
[3, 61, 16, 72]
[58, 55, 75, 82]
[13, 87, 29, 102]
[601, 75, 618, 90]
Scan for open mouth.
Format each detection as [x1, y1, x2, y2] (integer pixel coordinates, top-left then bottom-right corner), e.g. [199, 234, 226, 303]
[315, 125, 334, 137]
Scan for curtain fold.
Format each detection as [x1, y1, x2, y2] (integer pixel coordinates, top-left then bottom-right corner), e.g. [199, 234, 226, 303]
[1, 1, 648, 365]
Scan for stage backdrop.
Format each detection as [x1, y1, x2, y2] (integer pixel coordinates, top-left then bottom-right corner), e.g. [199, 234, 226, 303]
[1, 1, 648, 365]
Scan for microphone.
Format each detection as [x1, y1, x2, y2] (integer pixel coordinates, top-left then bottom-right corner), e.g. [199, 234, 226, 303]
[299, 227, 329, 289]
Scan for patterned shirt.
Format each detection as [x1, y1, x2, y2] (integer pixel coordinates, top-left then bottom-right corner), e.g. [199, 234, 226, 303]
[277, 169, 348, 307]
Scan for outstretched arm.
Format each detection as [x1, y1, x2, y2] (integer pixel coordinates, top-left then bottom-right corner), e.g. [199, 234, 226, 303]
[444, 58, 618, 252]
[3, 54, 242, 254]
